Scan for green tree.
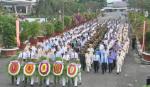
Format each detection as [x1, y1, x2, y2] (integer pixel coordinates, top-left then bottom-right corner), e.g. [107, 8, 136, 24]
[20, 21, 31, 42]
[0, 16, 16, 48]
[35, 0, 63, 17]
[29, 21, 41, 38]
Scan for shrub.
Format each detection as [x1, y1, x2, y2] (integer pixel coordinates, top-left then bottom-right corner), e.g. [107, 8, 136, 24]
[54, 21, 63, 33]
[44, 22, 54, 36]
[0, 16, 16, 48]
[28, 21, 41, 38]
[64, 16, 72, 28]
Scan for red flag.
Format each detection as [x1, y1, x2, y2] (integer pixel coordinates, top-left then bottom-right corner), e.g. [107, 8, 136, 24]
[16, 18, 20, 47]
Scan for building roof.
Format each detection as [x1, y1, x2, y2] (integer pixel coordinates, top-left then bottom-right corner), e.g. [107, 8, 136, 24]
[1, 0, 37, 5]
[1, 0, 37, 2]
[107, 1, 127, 8]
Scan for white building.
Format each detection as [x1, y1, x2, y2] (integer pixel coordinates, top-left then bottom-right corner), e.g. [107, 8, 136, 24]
[101, 1, 127, 12]
[1, 0, 38, 15]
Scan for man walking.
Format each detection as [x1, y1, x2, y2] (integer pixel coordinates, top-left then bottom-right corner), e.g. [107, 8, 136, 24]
[93, 51, 100, 73]
[108, 51, 114, 73]
[100, 47, 108, 74]
[85, 51, 93, 72]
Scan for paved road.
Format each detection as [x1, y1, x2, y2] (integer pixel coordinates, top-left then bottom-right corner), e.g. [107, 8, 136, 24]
[80, 49, 150, 87]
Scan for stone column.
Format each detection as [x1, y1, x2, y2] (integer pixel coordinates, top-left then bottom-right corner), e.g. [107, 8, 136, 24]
[14, 5, 17, 14]
[25, 6, 28, 14]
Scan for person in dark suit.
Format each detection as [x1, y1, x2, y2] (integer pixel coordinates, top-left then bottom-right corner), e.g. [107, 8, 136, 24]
[79, 52, 86, 71]
[132, 36, 136, 50]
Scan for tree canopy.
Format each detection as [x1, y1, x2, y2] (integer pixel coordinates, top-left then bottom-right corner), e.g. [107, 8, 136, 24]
[128, 0, 150, 13]
[34, 0, 106, 17]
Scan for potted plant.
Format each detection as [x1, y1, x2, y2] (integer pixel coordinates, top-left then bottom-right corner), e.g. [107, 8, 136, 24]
[0, 15, 18, 57]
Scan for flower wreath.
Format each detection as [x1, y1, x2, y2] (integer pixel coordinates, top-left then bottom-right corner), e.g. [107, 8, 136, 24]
[8, 60, 21, 76]
[67, 63, 79, 78]
[38, 60, 51, 77]
[23, 62, 36, 76]
[53, 61, 64, 76]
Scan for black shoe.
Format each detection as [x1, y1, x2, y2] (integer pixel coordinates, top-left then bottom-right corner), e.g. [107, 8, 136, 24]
[16, 84, 19, 86]
[30, 85, 34, 87]
[78, 82, 82, 85]
[116, 73, 119, 75]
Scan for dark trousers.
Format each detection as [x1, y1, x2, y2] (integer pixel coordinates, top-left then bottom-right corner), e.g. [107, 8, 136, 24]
[101, 63, 107, 74]
[132, 38, 136, 50]
[93, 61, 99, 73]
[113, 60, 116, 70]
[79, 54, 86, 71]
[108, 63, 113, 73]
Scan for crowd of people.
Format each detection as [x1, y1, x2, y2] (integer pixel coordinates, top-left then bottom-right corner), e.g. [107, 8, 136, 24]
[83, 19, 130, 74]
[17, 18, 130, 86]
[18, 20, 98, 62]
[18, 18, 130, 75]
[17, 20, 100, 86]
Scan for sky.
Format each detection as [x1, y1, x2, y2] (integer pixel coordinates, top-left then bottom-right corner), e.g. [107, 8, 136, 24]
[107, 0, 122, 3]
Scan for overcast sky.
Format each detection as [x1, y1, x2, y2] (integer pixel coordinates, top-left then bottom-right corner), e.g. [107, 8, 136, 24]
[107, 0, 122, 3]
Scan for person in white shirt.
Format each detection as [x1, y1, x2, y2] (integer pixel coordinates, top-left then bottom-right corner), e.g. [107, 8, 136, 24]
[62, 52, 70, 61]
[87, 44, 94, 54]
[70, 49, 79, 59]
[28, 48, 37, 59]
[116, 50, 124, 74]
[18, 50, 28, 59]
[99, 42, 105, 50]
[85, 51, 93, 72]
[31, 46, 37, 54]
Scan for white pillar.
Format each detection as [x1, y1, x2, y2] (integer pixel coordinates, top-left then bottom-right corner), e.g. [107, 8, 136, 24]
[14, 5, 17, 14]
[26, 6, 28, 14]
